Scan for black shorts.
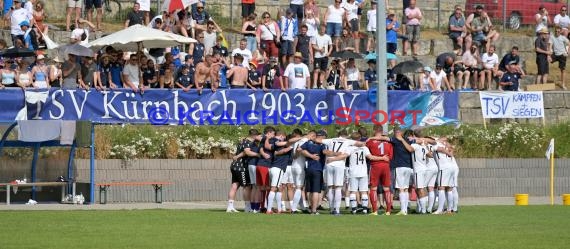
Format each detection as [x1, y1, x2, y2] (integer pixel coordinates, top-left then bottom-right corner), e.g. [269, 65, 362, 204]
[349, 18, 359, 32]
[552, 54, 567, 70]
[280, 40, 294, 56]
[85, 0, 102, 9]
[241, 3, 255, 18]
[537, 54, 549, 75]
[305, 169, 322, 193]
[231, 167, 250, 186]
[314, 57, 328, 71]
[387, 43, 397, 54]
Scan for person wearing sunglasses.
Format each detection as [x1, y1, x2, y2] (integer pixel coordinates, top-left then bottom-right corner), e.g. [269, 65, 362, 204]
[554, 6, 570, 37]
[256, 12, 281, 59]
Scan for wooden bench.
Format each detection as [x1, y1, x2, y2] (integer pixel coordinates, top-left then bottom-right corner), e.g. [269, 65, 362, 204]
[0, 182, 76, 205]
[95, 182, 172, 204]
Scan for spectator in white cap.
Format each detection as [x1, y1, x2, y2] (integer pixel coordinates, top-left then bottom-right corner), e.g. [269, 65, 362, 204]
[283, 52, 310, 89]
[31, 54, 49, 88]
[70, 18, 96, 46]
[419, 66, 435, 91]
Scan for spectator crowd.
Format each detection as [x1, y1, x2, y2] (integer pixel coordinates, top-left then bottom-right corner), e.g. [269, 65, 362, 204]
[0, 0, 568, 91]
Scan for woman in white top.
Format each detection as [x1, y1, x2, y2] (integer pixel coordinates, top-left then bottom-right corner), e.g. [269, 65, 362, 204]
[419, 66, 436, 91]
[341, 58, 365, 90]
[0, 60, 19, 88]
[324, 0, 345, 49]
[304, 10, 319, 38]
[256, 12, 281, 59]
[430, 65, 451, 91]
[17, 60, 32, 88]
[535, 6, 551, 35]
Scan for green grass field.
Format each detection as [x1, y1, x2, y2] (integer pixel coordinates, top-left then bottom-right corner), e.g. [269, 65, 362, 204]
[1, 206, 569, 249]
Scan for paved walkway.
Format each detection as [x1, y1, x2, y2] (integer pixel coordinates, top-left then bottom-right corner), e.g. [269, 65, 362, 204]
[0, 197, 565, 211]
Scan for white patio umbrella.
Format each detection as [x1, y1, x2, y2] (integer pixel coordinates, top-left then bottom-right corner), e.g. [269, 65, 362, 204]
[87, 24, 196, 51]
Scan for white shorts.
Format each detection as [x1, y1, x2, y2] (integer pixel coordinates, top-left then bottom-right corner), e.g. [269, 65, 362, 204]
[452, 167, 459, 187]
[325, 165, 345, 187]
[323, 165, 329, 185]
[291, 166, 305, 187]
[68, 0, 83, 8]
[395, 167, 413, 189]
[281, 166, 293, 184]
[349, 177, 369, 192]
[425, 168, 438, 187]
[269, 167, 283, 187]
[437, 168, 454, 187]
[248, 164, 256, 185]
[414, 171, 428, 189]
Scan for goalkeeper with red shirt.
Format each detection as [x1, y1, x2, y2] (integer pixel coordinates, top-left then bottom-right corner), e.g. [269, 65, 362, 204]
[366, 127, 394, 215]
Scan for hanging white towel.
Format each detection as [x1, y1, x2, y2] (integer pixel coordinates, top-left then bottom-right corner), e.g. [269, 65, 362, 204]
[60, 121, 77, 145]
[18, 120, 62, 142]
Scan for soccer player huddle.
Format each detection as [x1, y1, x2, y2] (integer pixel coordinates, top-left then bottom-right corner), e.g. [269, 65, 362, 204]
[226, 126, 460, 216]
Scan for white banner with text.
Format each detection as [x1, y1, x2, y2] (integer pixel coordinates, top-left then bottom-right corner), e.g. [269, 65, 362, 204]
[479, 92, 544, 119]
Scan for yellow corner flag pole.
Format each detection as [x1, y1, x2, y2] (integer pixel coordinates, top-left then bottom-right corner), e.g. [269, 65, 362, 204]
[546, 139, 555, 206]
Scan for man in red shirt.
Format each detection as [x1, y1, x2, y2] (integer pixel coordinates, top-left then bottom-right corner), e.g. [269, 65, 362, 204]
[366, 127, 394, 215]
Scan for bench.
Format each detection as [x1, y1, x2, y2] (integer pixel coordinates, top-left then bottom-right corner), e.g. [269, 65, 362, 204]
[95, 182, 172, 204]
[0, 182, 76, 205]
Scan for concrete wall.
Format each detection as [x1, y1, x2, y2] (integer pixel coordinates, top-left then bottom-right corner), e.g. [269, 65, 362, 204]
[459, 91, 570, 124]
[2, 158, 569, 203]
[38, 0, 464, 29]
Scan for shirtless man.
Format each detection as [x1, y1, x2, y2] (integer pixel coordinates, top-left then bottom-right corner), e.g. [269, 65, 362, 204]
[226, 54, 249, 89]
[194, 55, 214, 94]
[209, 51, 227, 92]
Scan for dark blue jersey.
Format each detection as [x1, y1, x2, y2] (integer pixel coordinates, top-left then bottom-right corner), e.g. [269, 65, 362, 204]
[300, 141, 326, 171]
[243, 138, 259, 166]
[271, 138, 290, 170]
[390, 137, 414, 169]
[256, 136, 274, 167]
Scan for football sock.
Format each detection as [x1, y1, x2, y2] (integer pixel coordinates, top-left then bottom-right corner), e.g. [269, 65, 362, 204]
[361, 194, 369, 212]
[289, 201, 293, 211]
[446, 191, 454, 212]
[267, 191, 276, 211]
[416, 198, 422, 213]
[349, 193, 357, 211]
[384, 190, 393, 213]
[292, 189, 302, 211]
[334, 188, 342, 212]
[345, 194, 350, 207]
[302, 198, 308, 209]
[399, 192, 407, 213]
[276, 192, 283, 212]
[252, 202, 259, 211]
[369, 189, 378, 212]
[403, 192, 410, 214]
[428, 191, 435, 213]
[327, 188, 334, 212]
[420, 196, 428, 214]
[227, 200, 234, 210]
[437, 190, 446, 213]
[260, 190, 267, 209]
[453, 187, 459, 211]
[244, 201, 251, 211]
